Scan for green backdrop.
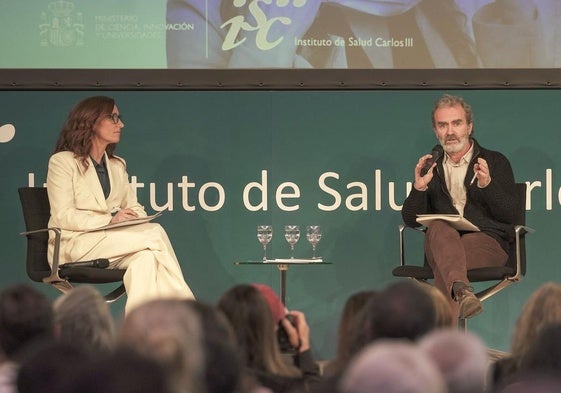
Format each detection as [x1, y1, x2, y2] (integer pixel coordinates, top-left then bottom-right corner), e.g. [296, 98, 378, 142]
[1, 90, 559, 360]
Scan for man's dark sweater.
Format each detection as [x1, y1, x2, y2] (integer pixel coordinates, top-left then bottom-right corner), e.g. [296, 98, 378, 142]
[401, 139, 518, 252]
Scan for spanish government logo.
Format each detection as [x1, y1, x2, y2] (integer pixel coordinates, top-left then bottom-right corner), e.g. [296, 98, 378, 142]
[39, 1, 84, 47]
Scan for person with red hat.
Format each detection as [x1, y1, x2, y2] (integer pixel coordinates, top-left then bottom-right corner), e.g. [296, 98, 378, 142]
[218, 284, 321, 393]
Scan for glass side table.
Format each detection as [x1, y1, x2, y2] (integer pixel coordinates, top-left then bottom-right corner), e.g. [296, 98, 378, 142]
[234, 259, 332, 305]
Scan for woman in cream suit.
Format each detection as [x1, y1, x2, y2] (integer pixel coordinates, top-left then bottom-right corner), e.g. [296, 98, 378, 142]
[46, 96, 194, 314]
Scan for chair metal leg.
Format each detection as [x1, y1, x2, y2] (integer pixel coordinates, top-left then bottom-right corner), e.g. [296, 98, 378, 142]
[103, 284, 126, 303]
[48, 280, 74, 294]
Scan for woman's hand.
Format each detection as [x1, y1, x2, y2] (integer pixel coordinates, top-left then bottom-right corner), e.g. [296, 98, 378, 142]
[109, 208, 138, 224]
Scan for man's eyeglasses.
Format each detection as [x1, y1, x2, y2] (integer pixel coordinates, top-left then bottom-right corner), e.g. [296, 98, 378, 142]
[106, 113, 123, 124]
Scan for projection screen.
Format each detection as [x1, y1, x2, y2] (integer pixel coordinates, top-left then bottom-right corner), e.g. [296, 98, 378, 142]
[3, 0, 560, 89]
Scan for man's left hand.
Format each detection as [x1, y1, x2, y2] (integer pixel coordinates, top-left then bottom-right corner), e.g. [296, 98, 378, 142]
[473, 157, 491, 188]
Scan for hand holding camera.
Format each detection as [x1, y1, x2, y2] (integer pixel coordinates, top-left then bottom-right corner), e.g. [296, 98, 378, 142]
[278, 310, 310, 353]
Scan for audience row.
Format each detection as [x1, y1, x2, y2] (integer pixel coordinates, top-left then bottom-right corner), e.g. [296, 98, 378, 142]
[1, 280, 561, 393]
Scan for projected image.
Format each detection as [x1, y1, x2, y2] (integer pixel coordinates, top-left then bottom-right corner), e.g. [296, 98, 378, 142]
[0, 0, 559, 69]
[166, 0, 561, 69]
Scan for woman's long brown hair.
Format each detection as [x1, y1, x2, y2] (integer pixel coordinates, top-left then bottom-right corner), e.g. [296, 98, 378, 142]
[53, 96, 117, 169]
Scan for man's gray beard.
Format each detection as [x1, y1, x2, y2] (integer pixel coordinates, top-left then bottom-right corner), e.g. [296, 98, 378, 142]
[442, 137, 469, 154]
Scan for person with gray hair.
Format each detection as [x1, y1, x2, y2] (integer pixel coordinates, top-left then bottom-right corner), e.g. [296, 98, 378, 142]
[419, 329, 489, 393]
[402, 93, 518, 321]
[119, 298, 205, 393]
[339, 340, 446, 393]
[53, 285, 116, 353]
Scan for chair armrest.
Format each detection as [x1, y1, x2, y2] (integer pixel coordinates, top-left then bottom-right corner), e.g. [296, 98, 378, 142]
[398, 224, 426, 267]
[515, 224, 535, 236]
[20, 226, 64, 282]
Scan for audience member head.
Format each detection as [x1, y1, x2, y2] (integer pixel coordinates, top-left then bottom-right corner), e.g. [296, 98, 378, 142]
[53, 285, 115, 353]
[510, 282, 561, 363]
[217, 284, 300, 378]
[418, 283, 454, 328]
[0, 284, 53, 361]
[251, 283, 286, 324]
[183, 299, 244, 393]
[17, 340, 93, 393]
[498, 377, 561, 393]
[419, 329, 488, 393]
[251, 283, 309, 356]
[326, 290, 377, 376]
[119, 298, 205, 393]
[339, 340, 446, 393]
[518, 323, 561, 379]
[360, 280, 436, 345]
[58, 347, 174, 393]
[183, 299, 236, 344]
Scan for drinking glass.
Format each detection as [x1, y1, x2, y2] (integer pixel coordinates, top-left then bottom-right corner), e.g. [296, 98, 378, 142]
[284, 225, 300, 258]
[306, 225, 322, 259]
[257, 225, 273, 261]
